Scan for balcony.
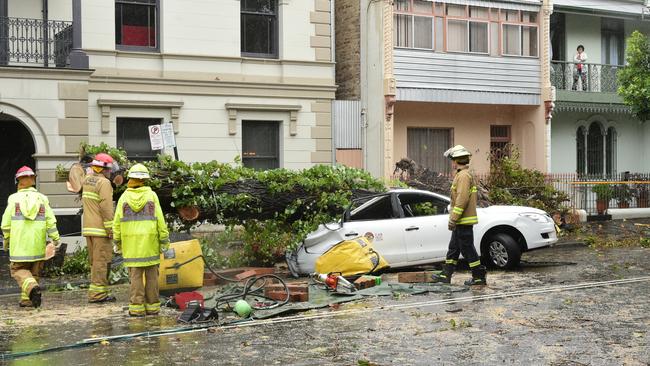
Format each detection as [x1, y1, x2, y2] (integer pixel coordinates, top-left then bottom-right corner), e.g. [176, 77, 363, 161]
[0, 17, 73, 68]
[551, 61, 626, 104]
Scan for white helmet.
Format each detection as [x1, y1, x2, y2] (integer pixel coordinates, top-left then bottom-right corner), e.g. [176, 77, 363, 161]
[127, 163, 151, 179]
[443, 145, 472, 160]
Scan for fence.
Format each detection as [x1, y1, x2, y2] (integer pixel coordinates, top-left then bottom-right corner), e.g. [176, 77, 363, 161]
[0, 16, 73, 67]
[550, 61, 620, 93]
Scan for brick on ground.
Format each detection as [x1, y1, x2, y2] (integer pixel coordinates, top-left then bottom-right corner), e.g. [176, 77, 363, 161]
[397, 271, 436, 283]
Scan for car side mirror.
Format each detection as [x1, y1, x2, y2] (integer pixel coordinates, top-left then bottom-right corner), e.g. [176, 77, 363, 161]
[343, 209, 351, 222]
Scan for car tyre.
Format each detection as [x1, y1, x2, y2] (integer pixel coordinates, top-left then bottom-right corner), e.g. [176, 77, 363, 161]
[483, 233, 521, 269]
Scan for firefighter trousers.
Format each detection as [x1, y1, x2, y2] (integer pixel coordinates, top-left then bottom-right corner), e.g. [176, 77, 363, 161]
[128, 265, 160, 316]
[10, 261, 44, 306]
[445, 225, 482, 269]
[86, 236, 113, 302]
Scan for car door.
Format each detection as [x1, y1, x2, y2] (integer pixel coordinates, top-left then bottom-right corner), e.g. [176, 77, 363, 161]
[342, 194, 408, 266]
[396, 192, 451, 264]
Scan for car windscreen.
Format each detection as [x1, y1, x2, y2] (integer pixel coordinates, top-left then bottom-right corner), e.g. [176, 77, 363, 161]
[348, 195, 394, 221]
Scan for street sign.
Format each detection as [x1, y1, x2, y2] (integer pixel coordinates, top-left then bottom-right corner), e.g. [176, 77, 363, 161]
[161, 123, 176, 148]
[148, 124, 164, 150]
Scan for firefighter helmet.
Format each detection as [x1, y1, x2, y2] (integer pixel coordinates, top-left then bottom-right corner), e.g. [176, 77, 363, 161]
[15, 166, 36, 179]
[443, 145, 472, 160]
[90, 153, 114, 169]
[127, 163, 150, 179]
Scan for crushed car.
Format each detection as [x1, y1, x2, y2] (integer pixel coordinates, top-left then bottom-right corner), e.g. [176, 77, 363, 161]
[287, 189, 559, 277]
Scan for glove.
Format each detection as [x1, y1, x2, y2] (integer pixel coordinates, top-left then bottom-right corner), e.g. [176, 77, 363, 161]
[106, 229, 113, 240]
[160, 243, 170, 254]
[53, 240, 61, 249]
[113, 243, 122, 254]
[448, 220, 456, 231]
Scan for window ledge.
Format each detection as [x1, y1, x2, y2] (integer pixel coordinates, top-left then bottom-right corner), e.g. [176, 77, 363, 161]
[97, 99, 184, 134]
[225, 103, 301, 136]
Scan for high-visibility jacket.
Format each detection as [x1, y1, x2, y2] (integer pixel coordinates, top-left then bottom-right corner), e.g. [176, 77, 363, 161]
[1, 187, 60, 262]
[449, 165, 478, 226]
[113, 186, 170, 267]
[82, 172, 114, 237]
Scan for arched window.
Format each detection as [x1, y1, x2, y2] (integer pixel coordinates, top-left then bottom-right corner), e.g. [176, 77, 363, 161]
[576, 122, 617, 177]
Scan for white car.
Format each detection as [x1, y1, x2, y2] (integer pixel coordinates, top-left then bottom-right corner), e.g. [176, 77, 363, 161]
[287, 189, 558, 276]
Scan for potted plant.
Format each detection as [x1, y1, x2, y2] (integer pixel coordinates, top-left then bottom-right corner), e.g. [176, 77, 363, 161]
[613, 184, 632, 208]
[592, 184, 613, 215]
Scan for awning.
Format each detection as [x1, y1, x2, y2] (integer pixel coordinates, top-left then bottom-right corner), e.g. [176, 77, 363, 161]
[554, 0, 649, 18]
[555, 101, 632, 114]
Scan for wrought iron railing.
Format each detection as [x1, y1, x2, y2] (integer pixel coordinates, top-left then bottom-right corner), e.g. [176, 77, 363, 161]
[550, 61, 621, 93]
[0, 16, 73, 67]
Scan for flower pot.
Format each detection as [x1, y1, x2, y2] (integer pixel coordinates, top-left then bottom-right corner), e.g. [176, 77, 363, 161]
[618, 201, 630, 209]
[596, 199, 609, 215]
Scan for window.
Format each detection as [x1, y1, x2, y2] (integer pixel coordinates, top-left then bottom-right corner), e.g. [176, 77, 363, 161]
[242, 121, 280, 170]
[576, 122, 616, 177]
[348, 195, 395, 221]
[502, 10, 538, 57]
[241, 0, 278, 58]
[116, 118, 161, 161]
[392, 2, 538, 57]
[393, 0, 434, 49]
[446, 5, 488, 53]
[490, 125, 511, 163]
[601, 18, 624, 66]
[115, 0, 158, 50]
[397, 193, 449, 218]
[407, 127, 452, 174]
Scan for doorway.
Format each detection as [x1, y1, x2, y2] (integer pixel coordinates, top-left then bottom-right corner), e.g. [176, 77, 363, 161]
[0, 114, 36, 214]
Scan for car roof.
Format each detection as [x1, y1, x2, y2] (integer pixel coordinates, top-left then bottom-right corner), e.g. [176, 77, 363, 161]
[388, 188, 450, 200]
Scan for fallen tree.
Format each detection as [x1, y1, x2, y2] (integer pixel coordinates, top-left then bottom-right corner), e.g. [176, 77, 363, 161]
[61, 144, 385, 264]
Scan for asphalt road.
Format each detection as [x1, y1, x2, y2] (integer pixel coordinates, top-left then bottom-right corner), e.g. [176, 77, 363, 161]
[1, 242, 649, 365]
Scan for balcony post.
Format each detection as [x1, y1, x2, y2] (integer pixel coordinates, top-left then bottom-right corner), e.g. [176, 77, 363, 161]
[0, 0, 7, 65]
[42, 0, 49, 67]
[69, 0, 88, 69]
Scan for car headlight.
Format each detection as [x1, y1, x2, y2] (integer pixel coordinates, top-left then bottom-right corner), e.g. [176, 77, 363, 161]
[519, 213, 550, 223]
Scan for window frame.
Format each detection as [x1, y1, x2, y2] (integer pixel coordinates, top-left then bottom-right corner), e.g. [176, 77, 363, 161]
[240, 0, 279, 59]
[500, 10, 539, 58]
[397, 192, 450, 218]
[392, 1, 540, 58]
[114, 0, 160, 52]
[116, 117, 162, 161]
[406, 127, 453, 175]
[490, 125, 512, 165]
[242, 120, 281, 170]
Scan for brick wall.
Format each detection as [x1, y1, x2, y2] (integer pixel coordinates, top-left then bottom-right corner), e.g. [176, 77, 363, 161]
[334, 0, 361, 100]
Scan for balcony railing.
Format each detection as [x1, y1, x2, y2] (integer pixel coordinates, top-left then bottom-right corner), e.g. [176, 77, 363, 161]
[0, 16, 73, 68]
[550, 61, 621, 93]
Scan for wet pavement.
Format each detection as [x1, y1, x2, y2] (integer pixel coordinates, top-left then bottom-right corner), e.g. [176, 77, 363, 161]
[1, 239, 649, 365]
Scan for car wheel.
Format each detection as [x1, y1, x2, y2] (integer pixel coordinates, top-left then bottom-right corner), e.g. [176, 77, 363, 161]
[483, 233, 521, 269]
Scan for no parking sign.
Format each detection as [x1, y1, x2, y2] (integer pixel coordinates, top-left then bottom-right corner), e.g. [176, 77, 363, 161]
[148, 124, 164, 150]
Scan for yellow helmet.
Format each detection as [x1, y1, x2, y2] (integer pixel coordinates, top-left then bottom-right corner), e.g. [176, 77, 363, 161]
[127, 163, 150, 179]
[443, 145, 472, 160]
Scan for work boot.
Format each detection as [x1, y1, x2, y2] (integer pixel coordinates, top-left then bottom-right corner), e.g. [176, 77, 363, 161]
[28, 286, 42, 308]
[89, 295, 117, 304]
[431, 264, 455, 284]
[464, 265, 487, 286]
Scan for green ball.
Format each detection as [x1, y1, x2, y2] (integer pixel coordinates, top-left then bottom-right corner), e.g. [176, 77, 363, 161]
[233, 300, 252, 318]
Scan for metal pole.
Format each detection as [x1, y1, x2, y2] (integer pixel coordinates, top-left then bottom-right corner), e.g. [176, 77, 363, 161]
[42, 0, 48, 67]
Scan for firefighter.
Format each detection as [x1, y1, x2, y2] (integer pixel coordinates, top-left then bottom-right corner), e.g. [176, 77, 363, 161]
[432, 145, 487, 286]
[82, 153, 117, 303]
[113, 164, 169, 317]
[1, 166, 60, 308]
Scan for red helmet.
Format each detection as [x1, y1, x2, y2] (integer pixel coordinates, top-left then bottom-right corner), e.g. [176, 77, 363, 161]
[91, 153, 114, 169]
[15, 166, 36, 179]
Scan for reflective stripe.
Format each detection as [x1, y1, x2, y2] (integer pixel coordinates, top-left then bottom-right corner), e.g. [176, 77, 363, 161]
[452, 207, 464, 214]
[457, 216, 478, 225]
[22, 277, 37, 292]
[145, 302, 161, 311]
[10, 254, 45, 261]
[83, 228, 108, 236]
[469, 260, 481, 268]
[47, 227, 58, 235]
[445, 259, 458, 265]
[82, 192, 101, 201]
[123, 255, 160, 263]
[121, 215, 156, 222]
[11, 215, 45, 221]
[89, 284, 108, 293]
[470, 186, 478, 193]
[129, 304, 145, 312]
[103, 221, 113, 228]
[20, 293, 30, 301]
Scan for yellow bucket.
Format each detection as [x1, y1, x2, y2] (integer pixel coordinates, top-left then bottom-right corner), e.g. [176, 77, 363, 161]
[158, 239, 204, 294]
